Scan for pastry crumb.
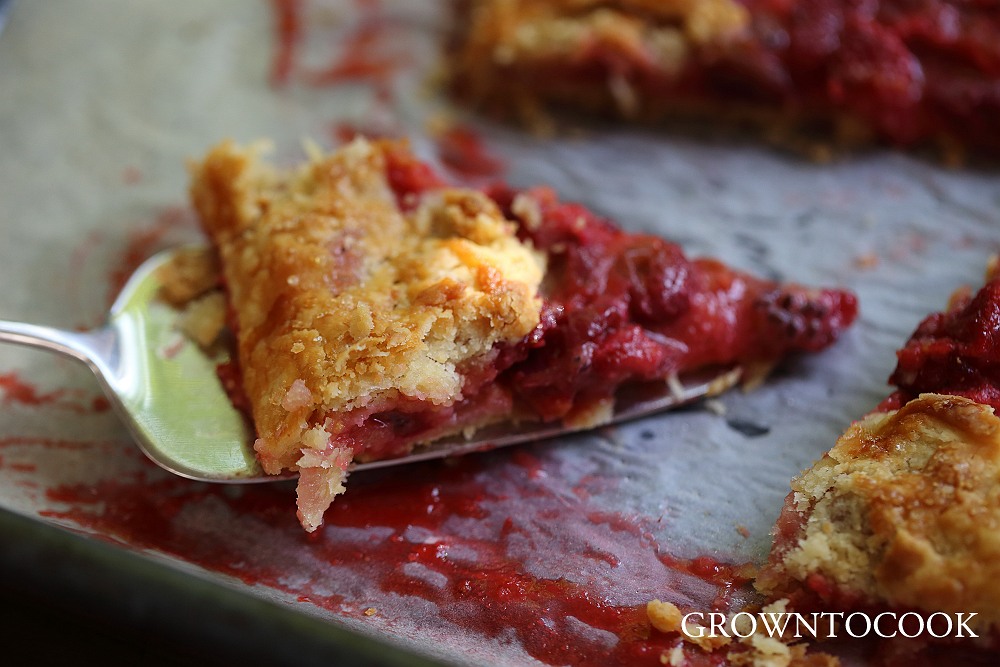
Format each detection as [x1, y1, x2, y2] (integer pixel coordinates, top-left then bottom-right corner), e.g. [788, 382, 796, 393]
[852, 252, 879, 270]
[177, 291, 226, 349]
[647, 599, 840, 667]
[157, 245, 220, 306]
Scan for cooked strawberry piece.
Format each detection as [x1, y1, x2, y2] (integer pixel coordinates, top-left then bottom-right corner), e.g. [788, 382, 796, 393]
[490, 184, 857, 420]
[890, 280, 1000, 410]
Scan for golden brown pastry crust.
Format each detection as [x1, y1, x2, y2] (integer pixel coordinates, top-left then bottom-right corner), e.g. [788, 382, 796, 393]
[450, 0, 751, 127]
[459, 0, 748, 62]
[190, 139, 544, 530]
[449, 0, 1000, 162]
[757, 394, 1000, 633]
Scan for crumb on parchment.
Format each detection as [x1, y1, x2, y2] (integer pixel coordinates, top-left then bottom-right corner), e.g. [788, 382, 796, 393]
[646, 600, 840, 667]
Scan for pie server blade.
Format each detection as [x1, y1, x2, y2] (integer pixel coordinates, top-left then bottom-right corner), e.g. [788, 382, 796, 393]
[0, 247, 741, 483]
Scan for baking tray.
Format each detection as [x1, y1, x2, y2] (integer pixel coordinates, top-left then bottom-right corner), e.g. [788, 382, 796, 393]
[1, 2, 999, 665]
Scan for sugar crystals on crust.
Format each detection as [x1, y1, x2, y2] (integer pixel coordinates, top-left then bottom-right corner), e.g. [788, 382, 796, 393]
[757, 393, 1000, 636]
[190, 138, 544, 531]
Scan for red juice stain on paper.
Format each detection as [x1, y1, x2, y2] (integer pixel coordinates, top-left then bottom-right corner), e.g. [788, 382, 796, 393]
[66, 228, 111, 329]
[40, 450, 748, 667]
[69, 229, 105, 282]
[434, 124, 506, 181]
[269, 0, 403, 94]
[0, 373, 69, 408]
[583, 510, 751, 611]
[0, 435, 119, 490]
[302, 18, 402, 91]
[0, 372, 109, 415]
[269, 0, 303, 87]
[121, 165, 143, 185]
[106, 205, 197, 306]
[330, 117, 400, 145]
[0, 436, 113, 452]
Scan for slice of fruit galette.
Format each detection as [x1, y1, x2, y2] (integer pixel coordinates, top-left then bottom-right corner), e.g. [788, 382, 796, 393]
[189, 138, 857, 531]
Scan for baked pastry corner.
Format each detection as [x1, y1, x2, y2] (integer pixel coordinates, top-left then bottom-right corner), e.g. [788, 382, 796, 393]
[190, 138, 545, 531]
[757, 393, 1000, 635]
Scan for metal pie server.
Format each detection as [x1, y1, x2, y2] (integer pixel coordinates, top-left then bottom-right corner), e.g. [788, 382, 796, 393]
[0, 248, 741, 483]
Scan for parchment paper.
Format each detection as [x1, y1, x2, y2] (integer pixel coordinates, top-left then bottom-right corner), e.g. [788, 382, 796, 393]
[1, 2, 998, 665]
